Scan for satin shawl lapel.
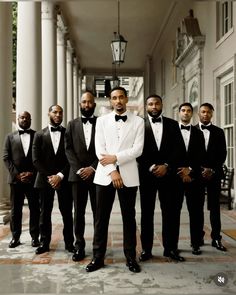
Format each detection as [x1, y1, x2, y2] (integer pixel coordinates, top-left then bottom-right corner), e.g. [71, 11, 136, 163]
[77, 119, 87, 150]
[88, 118, 96, 151]
[44, 127, 55, 154]
[108, 113, 119, 148]
[145, 119, 158, 148]
[13, 132, 25, 156]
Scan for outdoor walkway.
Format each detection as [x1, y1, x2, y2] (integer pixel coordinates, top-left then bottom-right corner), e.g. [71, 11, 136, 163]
[0, 193, 236, 295]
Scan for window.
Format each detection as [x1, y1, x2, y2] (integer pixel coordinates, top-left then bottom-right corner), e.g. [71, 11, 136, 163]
[221, 75, 234, 169]
[217, 1, 233, 41]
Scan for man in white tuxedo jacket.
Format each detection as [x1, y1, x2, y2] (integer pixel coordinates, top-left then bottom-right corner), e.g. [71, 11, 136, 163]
[86, 86, 144, 273]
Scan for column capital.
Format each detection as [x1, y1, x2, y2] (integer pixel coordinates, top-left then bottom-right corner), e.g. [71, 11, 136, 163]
[57, 19, 67, 46]
[41, 1, 57, 21]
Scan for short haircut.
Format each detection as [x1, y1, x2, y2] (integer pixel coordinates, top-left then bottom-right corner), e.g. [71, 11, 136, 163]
[200, 102, 214, 111]
[145, 94, 162, 103]
[179, 102, 193, 112]
[83, 89, 95, 97]
[48, 104, 63, 112]
[109, 86, 127, 98]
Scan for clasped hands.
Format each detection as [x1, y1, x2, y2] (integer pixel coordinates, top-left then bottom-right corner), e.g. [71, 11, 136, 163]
[16, 171, 33, 183]
[78, 167, 94, 180]
[201, 167, 214, 180]
[47, 175, 61, 189]
[177, 167, 192, 183]
[100, 154, 123, 189]
[151, 164, 168, 178]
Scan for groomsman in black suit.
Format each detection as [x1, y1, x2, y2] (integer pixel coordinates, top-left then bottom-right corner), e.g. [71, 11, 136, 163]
[3, 111, 40, 248]
[196, 103, 227, 251]
[138, 94, 185, 262]
[65, 91, 98, 262]
[175, 103, 205, 255]
[32, 105, 74, 254]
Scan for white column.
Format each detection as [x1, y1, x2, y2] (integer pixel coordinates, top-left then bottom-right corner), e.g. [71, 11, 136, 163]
[41, 1, 57, 127]
[66, 40, 73, 123]
[73, 58, 79, 118]
[0, 3, 13, 223]
[57, 13, 67, 123]
[16, 2, 41, 130]
[77, 70, 83, 117]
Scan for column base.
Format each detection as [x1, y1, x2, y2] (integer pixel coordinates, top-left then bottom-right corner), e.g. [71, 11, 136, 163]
[0, 203, 11, 224]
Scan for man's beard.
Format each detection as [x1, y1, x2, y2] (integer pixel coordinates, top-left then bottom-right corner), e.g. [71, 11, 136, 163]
[147, 110, 162, 118]
[81, 107, 95, 117]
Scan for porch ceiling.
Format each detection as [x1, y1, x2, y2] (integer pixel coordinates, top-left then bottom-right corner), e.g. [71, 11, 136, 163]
[60, 0, 178, 76]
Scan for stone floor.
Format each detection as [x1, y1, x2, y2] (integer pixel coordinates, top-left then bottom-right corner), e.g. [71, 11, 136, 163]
[0, 194, 236, 295]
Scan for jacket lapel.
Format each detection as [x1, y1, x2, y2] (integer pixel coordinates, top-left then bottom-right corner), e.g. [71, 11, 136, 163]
[14, 132, 25, 156]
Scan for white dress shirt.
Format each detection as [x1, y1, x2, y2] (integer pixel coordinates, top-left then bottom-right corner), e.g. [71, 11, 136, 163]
[82, 116, 93, 149]
[200, 123, 211, 150]
[115, 111, 128, 143]
[49, 124, 63, 179]
[148, 114, 163, 150]
[179, 123, 191, 151]
[19, 129, 30, 157]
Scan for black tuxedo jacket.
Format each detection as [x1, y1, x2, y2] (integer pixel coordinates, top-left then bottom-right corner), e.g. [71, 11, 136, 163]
[138, 116, 181, 174]
[65, 117, 98, 182]
[3, 129, 36, 184]
[32, 126, 69, 188]
[176, 125, 205, 178]
[195, 123, 227, 178]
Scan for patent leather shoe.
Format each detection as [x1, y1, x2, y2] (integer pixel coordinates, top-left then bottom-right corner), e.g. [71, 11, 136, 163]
[212, 240, 227, 251]
[9, 239, 20, 248]
[35, 245, 50, 254]
[192, 246, 202, 255]
[126, 258, 141, 273]
[72, 249, 85, 261]
[139, 251, 153, 262]
[31, 239, 40, 247]
[65, 244, 75, 253]
[86, 258, 104, 272]
[164, 250, 185, 262]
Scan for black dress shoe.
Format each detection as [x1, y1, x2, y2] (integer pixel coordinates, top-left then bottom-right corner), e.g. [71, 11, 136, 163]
[9, 239, 21, 248]
[31, 239, 40, 247]
[192, 246, 202, 255]
[65, 244, 75, 253]
[35, 245, 50, 255]
[86, 258, 104, 272]
[212, 240, 227, 251]
[139, 251, 153, 262]
[126, 258, 141, 273]
[72, 249, 85, 261]
[163, 250, 185, 262]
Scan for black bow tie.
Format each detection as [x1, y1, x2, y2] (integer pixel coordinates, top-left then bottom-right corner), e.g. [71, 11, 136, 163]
[181, 125, 190, 131]
[19, 129, 31, 135]
[115, 114, 127, 122]
[51, 126, 62, 132]
[152, 117, 162, 123]
[82, 117, 94, 124]
[201, 125, 211, 131]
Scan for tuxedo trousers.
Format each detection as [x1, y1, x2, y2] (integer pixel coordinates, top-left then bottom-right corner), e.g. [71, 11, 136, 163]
[93, 184, 138, 260]
[199, 176, 222, 241]
[71, 180, 96, 250]
[175, 177, 204, 247]
[139, 173, 178, 253]
[38, 183, 74, 247]
[10, 183, 40, 241]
